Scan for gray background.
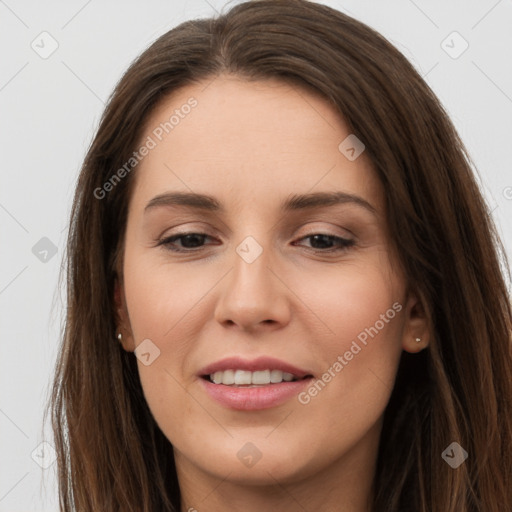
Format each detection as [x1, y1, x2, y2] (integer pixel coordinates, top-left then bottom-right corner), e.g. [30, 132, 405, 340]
[1, 0, 511, 510]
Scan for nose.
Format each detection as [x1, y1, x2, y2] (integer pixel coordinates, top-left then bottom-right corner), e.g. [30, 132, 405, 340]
[213, 240, 291, 333]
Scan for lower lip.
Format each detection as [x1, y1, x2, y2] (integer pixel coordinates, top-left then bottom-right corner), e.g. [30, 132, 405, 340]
[200, 377, 313, 410]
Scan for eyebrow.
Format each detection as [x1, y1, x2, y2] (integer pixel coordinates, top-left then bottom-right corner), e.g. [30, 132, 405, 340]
[144, 191, 377, 216]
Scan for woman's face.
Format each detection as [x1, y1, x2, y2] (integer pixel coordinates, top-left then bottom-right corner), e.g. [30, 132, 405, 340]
[116, 75, 426, 488]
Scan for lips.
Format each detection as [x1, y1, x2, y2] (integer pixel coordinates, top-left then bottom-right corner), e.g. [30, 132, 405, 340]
[198, 356, 314, 410]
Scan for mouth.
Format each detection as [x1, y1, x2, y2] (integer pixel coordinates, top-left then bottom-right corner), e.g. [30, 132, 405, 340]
[201, 369, 312, 387]
[197, 357, 315, 410]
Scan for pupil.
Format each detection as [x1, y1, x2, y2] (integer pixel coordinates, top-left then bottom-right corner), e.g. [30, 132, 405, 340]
[182, 234, 205, 248]
[311, 234, 333, 249]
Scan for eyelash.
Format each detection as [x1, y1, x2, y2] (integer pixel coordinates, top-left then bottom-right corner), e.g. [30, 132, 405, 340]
[156, 232, 355, 254]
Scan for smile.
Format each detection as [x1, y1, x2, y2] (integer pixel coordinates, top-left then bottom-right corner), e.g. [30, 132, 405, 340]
[198, 356, 314, 410]
[206, 369, 304, 386]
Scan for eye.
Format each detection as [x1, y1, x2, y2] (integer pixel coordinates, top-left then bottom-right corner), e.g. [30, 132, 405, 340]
[293, 233, 355, 253]
[157, 232, 215, 252]
[157, 231, 355, 254]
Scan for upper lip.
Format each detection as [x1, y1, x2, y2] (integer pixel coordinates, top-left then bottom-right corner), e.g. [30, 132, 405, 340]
[198, 356, 313, 379]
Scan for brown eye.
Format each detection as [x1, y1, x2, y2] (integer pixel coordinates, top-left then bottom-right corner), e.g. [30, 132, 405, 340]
[158, 232, 213, 252]
[294, 233, 355, 252]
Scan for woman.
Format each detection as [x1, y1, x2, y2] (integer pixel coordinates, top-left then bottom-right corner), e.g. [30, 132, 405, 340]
[47, 0, 512, 510]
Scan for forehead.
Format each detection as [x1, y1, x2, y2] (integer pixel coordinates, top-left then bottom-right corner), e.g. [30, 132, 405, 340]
[130, 75, 383, 214]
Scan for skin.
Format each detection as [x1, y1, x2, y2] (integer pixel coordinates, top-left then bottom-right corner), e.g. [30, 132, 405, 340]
[115, 74, 429, 512]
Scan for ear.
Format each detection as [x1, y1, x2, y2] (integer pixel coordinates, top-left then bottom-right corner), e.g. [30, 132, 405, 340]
[114, 277, 136, 352]
[401, 288, 430, 353]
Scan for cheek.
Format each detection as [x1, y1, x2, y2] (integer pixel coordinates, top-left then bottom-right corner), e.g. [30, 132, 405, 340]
[294, 262, 404, 423]
[123, 250, 207, 343]
[121, 254, 201, 435]
[302, 259, 404, 354]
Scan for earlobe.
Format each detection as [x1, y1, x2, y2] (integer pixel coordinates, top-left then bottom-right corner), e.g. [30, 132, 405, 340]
[113, 278, 135, 352]
[401, 289, 430, 353]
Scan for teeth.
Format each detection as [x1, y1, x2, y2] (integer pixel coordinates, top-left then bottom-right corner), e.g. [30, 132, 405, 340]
[250, 369, 269, 385]
[209, 369, 299, 386]
[222, 369, 234, 385]
[270, 369, 283, 383]
[234, 370, 252, 385]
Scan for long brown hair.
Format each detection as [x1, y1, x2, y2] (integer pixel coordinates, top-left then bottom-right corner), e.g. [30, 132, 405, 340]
[46, 0, 512, 510]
